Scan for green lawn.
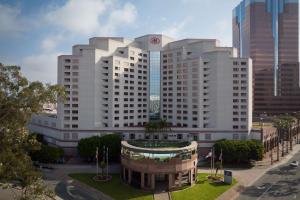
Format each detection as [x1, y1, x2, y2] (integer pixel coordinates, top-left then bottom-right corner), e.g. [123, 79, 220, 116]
[171, 173, 237, 200]
[69, 173, 153, 200]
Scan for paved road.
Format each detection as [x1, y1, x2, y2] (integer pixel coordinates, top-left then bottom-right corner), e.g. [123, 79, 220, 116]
[54, 179, 98, 200]
[43, 164, 120, 200]
[237, 150, 300, 200]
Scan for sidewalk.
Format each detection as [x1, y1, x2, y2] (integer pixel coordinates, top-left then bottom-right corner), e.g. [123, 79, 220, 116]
[213, 143, 300, 200]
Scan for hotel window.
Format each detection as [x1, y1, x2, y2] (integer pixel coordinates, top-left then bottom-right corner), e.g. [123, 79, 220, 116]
[205, 134, 211, 140]
[72, 124, 78, 128]
[72, 133, 78, 140]
[72, 116, 78, 120]
[63, 133, 70, 139]
[233, 133, 239, 140]
[177, 134, 183, 140]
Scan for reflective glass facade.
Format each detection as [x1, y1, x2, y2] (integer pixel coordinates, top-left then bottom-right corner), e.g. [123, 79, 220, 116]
[149, 51, 161, 120]
[233, 0, 300, 114]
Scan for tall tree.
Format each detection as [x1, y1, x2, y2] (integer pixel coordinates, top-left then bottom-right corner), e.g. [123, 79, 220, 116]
[273, 115, 295, 155]
[294, 112, 300, 144]
[0, 64, 65, 200]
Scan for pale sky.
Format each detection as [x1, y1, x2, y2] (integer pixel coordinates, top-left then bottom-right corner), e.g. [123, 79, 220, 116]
[0, 0, 272, 84]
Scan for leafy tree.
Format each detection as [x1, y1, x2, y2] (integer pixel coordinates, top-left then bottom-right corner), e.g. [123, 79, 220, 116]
[0, 64, 65, 199]
[77, 136, 101, 162]
[77, 134, 121, 162]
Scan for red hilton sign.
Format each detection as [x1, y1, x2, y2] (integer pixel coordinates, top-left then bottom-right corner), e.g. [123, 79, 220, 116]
[150, 37, 161, 45]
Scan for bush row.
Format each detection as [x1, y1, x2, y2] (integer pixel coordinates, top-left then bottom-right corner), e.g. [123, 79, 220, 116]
[213, 139, 264, 164]
[31, 144, 64, 163]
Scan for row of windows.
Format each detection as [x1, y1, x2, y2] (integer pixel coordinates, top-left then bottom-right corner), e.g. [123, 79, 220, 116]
[233, 61, 247, 65]
[233, 125, 247, 129]
[114, 115, 147, 120]
[64, 78, 78, 82]
[114, 104, 147, 108]
[64, 110, 78, 114]
[233, 80, 247, 84]
[162, 104, 198, 108]
[129, 133, 247, 141]
[233, 118, 247, 122]
[113, 122, 147, 127]
[64, 116, 79, 120]
[233, 74, 247, 78]
[64, 65, 79, 70]
[114, 91, 147, 96]
[64, 72, 79, 76]
[114, 109, 147, 114]
[233, 105, 247, 109]
[64, 124, 78, 128]
[64, 59, 79, 64]
[233, 99, 247, 103]
[233, 111, 247, 115]
[114, 86, 147, 90]
[233, 68, 247, 72]
[111, 98, 147, 102]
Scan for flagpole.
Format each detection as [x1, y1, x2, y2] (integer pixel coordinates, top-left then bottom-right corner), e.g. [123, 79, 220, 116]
[210, 147, 213, 177]
[106, 147, 109, 177]
[212, 146, 214, 176]
[221, 148, 223, 177]
[96, 147, 99, 176]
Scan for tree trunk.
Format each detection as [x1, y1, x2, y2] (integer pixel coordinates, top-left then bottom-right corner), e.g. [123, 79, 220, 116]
[282, 139, 284, 157]
[277, 136, 280, 161]
[297, 123, 299, 144]
[290, 128, 293, 151]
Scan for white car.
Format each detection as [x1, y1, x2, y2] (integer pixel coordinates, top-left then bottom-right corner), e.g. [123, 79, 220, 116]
[290, 161, 299, 167]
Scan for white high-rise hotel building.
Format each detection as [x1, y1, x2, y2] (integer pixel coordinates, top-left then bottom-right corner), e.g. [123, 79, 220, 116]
[29, 34, 259, 155]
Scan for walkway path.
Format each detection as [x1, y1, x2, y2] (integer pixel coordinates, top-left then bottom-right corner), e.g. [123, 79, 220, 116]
[153, 182, 171, 200]
[153, 192, 170, 200]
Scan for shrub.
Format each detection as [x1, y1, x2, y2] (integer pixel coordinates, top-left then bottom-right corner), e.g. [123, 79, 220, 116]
[77, 136, 101, 162]
[31, 144, 64, 163]
[213, 139, 264, 164]
[77, 134, 121, 162]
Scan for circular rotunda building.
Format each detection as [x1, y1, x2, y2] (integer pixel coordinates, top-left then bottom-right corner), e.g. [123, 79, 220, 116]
[121, 140, 198, 191]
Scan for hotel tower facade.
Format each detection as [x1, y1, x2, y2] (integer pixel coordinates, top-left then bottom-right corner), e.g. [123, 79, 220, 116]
[29, 35, 259, 155]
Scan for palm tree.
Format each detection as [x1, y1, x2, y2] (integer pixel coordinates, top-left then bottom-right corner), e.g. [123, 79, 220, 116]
[273, 115, 295, 155]
[293, 112, 300, 144]
[273, 117, 285, 157]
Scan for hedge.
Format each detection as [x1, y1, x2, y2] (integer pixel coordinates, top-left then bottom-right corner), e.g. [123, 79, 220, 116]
[30, 144, 64, 163]
[213, 139, 264, 164]
[77, 134, 121, 162]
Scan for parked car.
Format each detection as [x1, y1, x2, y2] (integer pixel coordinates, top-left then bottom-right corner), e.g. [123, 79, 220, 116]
[290, 161, 299, 167]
